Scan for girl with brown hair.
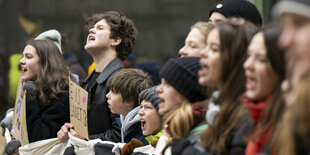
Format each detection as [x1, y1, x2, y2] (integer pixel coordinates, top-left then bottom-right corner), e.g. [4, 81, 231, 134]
[198, 18, 258, 154]
[19, 39, 70, 143]
[243, 23, 286, 155]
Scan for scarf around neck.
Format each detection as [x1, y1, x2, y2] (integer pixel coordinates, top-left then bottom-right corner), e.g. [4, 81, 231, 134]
[120, 106, 141, 142]
[242, 93, 273, 121]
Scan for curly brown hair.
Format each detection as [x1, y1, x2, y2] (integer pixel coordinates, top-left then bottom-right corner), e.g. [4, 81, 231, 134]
[84, 11, 138, 60]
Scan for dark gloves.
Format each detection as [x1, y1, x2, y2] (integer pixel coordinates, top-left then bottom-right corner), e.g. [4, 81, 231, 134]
[0, 108, 14, 136]
[5, 139, 21, 155]
[121, 138, 143, 155]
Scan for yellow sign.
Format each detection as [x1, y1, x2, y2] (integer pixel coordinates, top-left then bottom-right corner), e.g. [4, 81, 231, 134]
[69, 78, 89, 139]
[12, 78, 29, 146]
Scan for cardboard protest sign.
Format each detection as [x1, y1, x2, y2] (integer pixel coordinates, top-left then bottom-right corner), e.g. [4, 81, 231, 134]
[69, 78, 89, 140]
[0, 128, 6, 153]
[11, 78, 29, 146]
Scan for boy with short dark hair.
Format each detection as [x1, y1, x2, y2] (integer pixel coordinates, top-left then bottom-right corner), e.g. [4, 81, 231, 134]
[107, 68, 153, 145]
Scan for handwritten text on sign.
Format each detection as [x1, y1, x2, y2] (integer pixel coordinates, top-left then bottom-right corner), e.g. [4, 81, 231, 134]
[69, 79, 89, 139]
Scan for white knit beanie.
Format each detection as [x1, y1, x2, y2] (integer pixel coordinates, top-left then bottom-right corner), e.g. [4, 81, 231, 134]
[35, 29, 62, 53]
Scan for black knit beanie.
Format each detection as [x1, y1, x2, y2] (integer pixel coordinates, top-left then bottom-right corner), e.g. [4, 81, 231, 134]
[159, 57, 207, 103]
[139, 86, 162, 110]
[209, 0, 262, 26]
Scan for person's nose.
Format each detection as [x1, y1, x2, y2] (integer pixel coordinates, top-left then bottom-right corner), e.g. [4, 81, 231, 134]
[138, 108, 144, 116]
[89, 27, 96, 34]
[243, 55, 254, 71]
[279, 29, 294, 52]
[19, 57, 25, 65]
[178, 46, 187, 57]
[156, 85, 163, 94]
[106, 91, 111, 99]
[199, 46, 209, 58]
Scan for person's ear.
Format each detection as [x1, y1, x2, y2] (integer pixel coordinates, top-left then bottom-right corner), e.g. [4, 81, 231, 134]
[125, 100, 134, 106]
[111, 38, 121, 47]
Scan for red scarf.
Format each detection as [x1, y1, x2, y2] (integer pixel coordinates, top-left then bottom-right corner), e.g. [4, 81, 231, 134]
[242, 93, 275, 155]
[242, 93, 272, 121]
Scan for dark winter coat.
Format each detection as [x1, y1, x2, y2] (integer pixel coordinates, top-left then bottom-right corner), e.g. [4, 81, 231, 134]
[115, 107, 148, 145]
[166, 115, 250, 155]
[24, 81, 70, 143]
[82, 58, 123, 142]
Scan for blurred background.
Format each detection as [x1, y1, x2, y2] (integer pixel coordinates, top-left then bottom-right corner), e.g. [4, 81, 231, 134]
[0, 0, 277, 118]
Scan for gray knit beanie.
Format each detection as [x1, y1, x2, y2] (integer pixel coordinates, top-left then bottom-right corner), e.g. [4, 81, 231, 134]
[35, 29, 62, 53]
[139, 86, 162, 110]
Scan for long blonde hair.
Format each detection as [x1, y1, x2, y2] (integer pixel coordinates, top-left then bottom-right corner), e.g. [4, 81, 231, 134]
[162, 97, 194, 139]
[191, 21, 215, 41]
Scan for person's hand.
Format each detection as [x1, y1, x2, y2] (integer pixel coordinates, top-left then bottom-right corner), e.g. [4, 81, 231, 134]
[162, 124, 171, 137]
[112, 143, 126, 155]
[69, 128, 86, 140]
[57, 123, 73, 141]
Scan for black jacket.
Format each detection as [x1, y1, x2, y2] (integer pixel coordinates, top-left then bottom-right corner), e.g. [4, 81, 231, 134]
[82, 58, 123, 142]
[222, 115, 249, 155]
[25, 86, 70, 143]
[167, 115, 250, 155]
